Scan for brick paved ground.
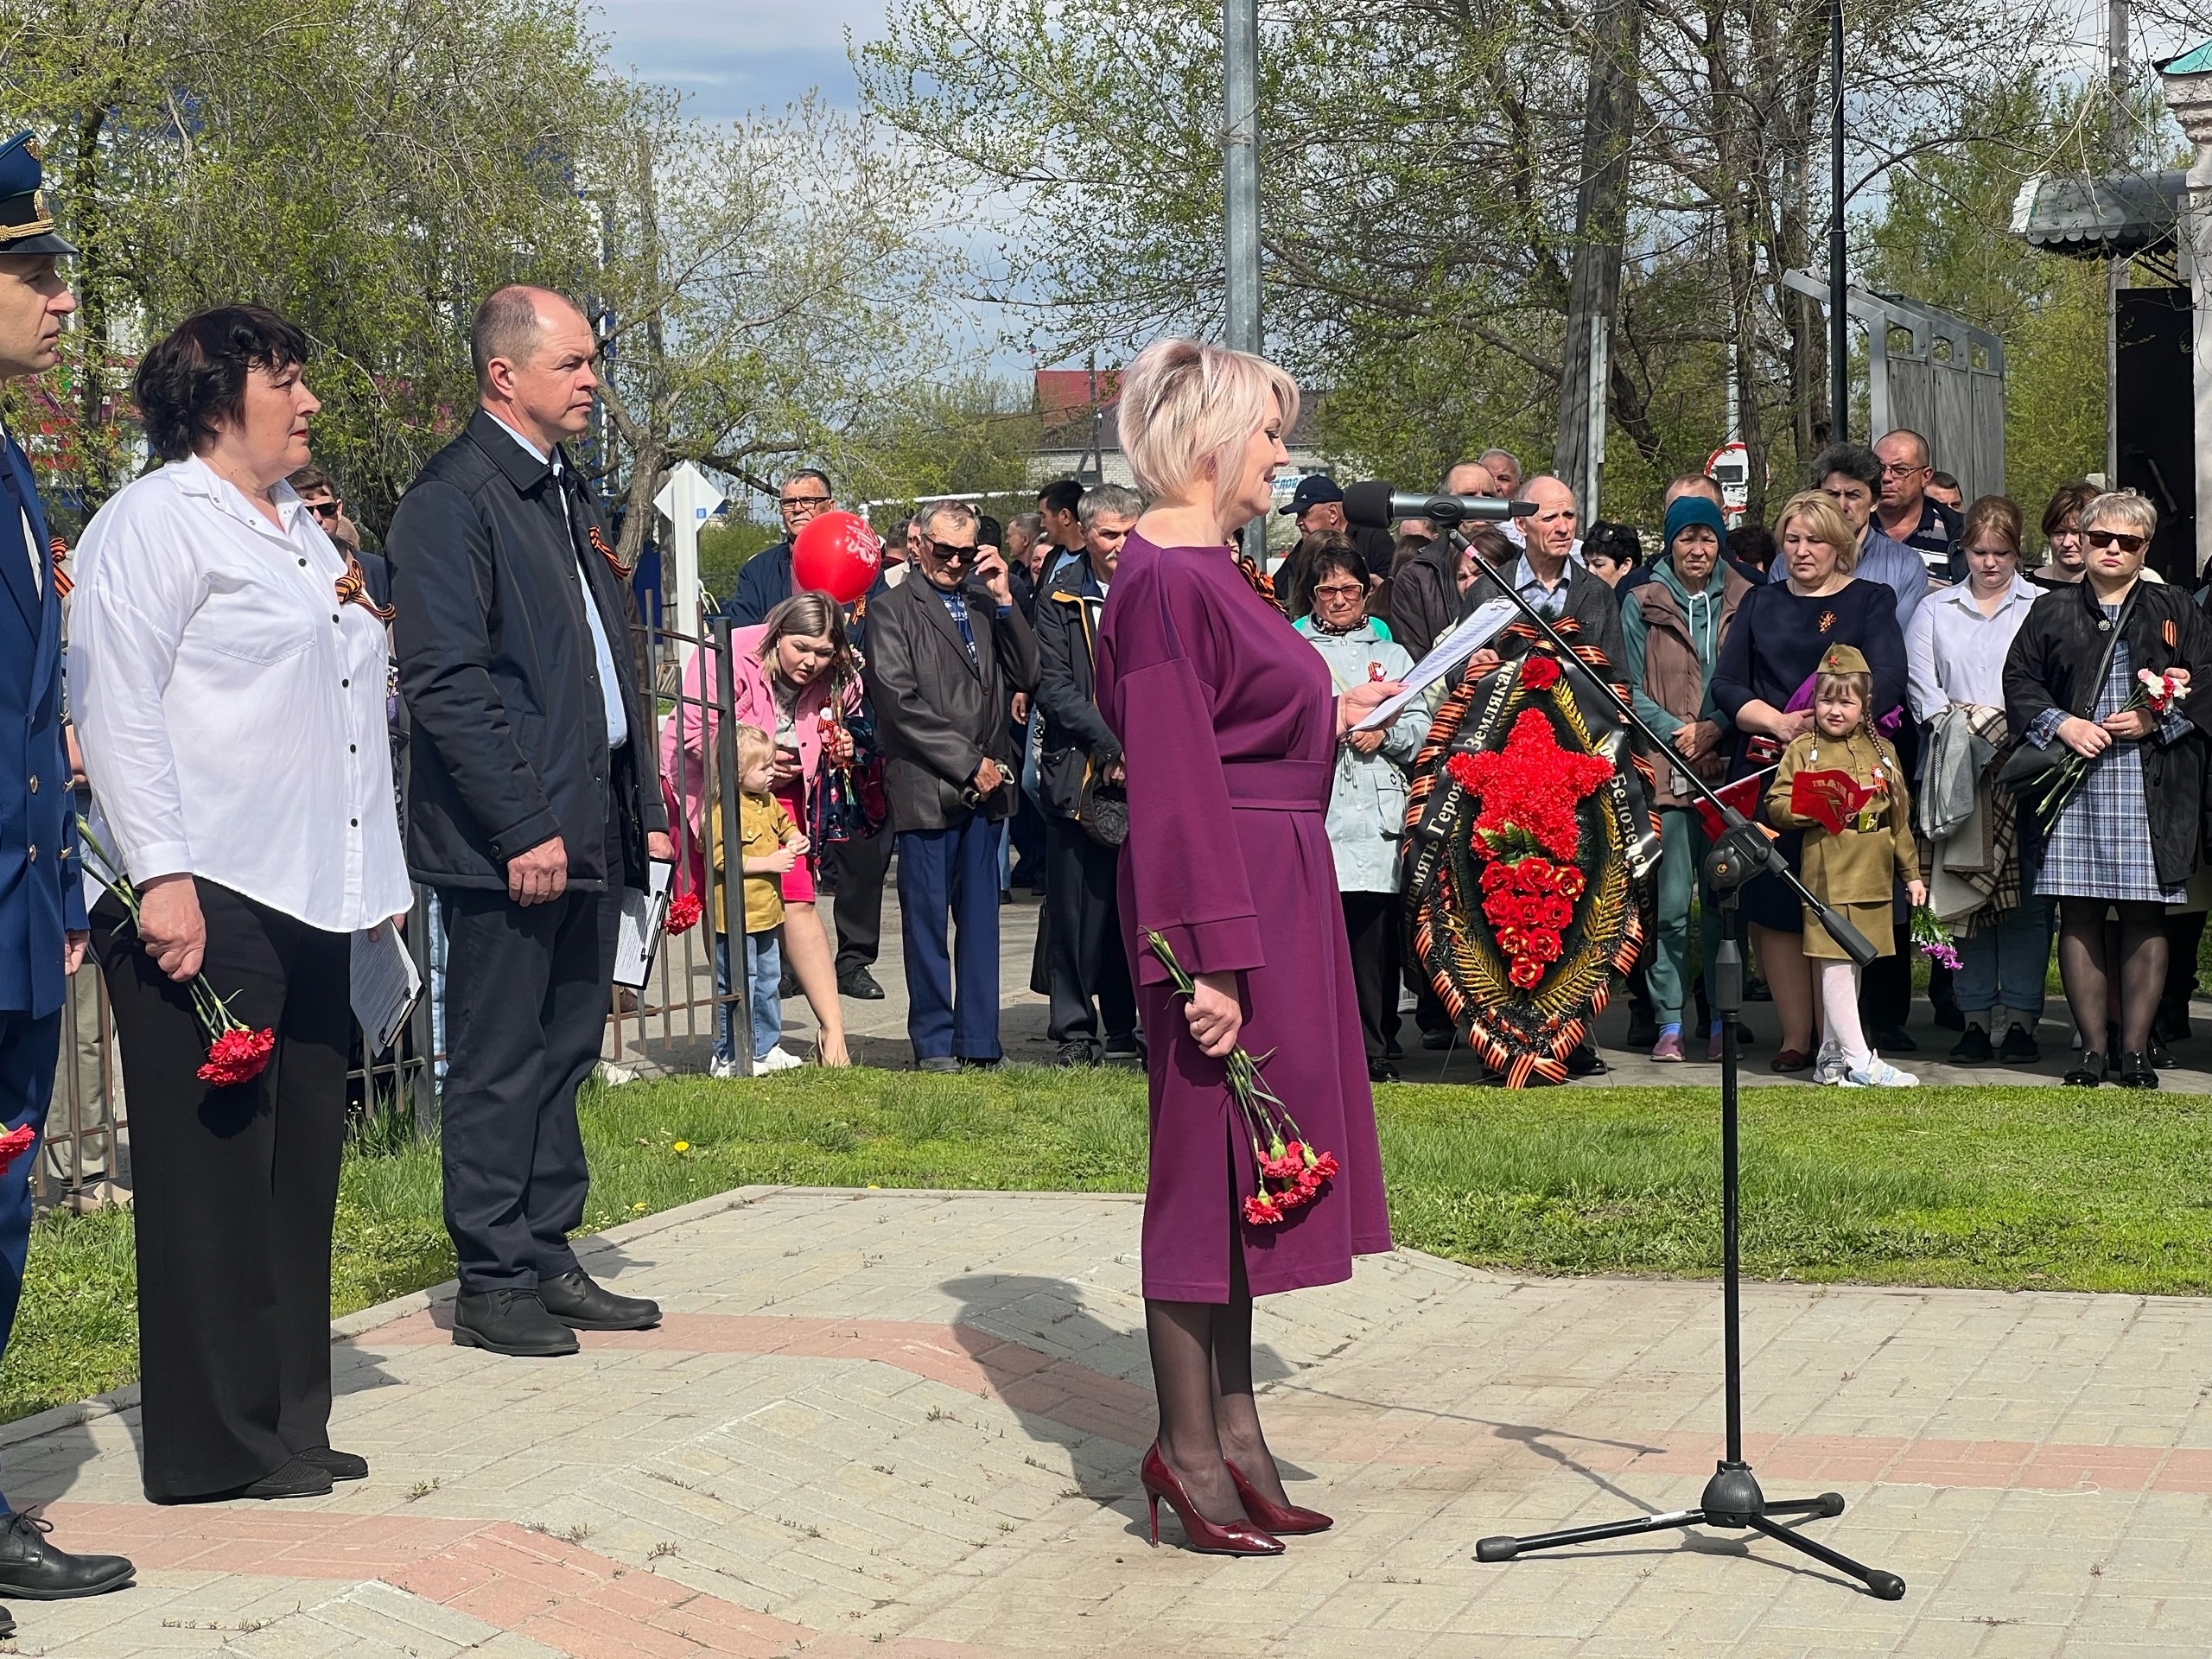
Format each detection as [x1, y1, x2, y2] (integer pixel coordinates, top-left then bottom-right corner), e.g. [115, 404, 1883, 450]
[7, 1186, 2212, 1656]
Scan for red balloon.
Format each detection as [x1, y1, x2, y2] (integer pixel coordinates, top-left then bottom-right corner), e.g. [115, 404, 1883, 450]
[791, 511, 883, 606]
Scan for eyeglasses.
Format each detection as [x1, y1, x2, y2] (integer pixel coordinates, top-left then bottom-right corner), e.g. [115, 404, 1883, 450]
[2084, 528, 2147, 554]
[1878, 461, 1928, 478]
[926, 537, 978, 562]
[779, 493, 832, 512]
[1313, 582, 1365, 601]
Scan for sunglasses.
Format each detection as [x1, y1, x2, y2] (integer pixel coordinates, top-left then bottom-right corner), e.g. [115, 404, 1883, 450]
[2084, 529, 2147, 554]
[308, 500, 341, 519]
[926, 537, 979, 562]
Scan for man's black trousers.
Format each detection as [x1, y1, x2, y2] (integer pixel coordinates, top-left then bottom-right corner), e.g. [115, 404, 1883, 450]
[1340, 891, 1403, 1065]
[1044, 817, 1135, 1045]
[437, 876, 617, 1294]
[832, 826, 891, 976]
[94, 883, 352, 1502]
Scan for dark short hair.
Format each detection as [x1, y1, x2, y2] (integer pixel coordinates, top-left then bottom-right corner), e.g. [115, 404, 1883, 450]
[782, 467, 832, 496]
[1727, 524, 1776, 571]
[287, 463, 337, 498]
[134, 305, 310, 462]
[1038, 478, 1085, 517]
[1811, 442, 1882, 493]
[2041, 480, 2098, 539]
[1306, 542, 1366, 597]
[1584, 521, 1641, 567]
[1929, 470, 1961, 493]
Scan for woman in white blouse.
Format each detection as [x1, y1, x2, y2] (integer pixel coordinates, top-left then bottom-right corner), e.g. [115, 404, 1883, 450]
[71, 306, 410, 1504]
[1903, 495, 2050, 1065]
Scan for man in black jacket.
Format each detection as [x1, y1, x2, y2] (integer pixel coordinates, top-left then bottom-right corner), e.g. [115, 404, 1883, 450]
[388, 286, 672, 1357]
[723, 467, 835, 625]
[1389, 459, 1500, 658]
[1033, 486, 1141, 1065]
[863, 501, 1039, 1070]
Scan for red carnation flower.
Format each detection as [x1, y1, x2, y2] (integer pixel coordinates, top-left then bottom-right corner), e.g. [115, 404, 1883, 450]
[1520, 655, 1561, 691]
[0, 1124, 35, 1178]
[665, 891, 703, 934]
[197, 1025, 276, 1087]
[1243, 1191, 1287, 1226]
[1306, 1149, 1339, 1183]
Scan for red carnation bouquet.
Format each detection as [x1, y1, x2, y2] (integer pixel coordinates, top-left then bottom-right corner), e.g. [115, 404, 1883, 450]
[1146, 931, 1338, 1225]
[78, 818, 275, 1089]
[664, 891, 703, 935]
[0, 1124, 36, 1178]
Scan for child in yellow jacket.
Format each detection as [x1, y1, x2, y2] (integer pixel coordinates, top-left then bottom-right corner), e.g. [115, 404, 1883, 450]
[711, 724, 810, 1074]
[1765, 645, 1925, 1089]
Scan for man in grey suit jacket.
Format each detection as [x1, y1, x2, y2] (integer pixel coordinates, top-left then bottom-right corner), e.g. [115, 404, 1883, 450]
[862, 500, 1039, 1070]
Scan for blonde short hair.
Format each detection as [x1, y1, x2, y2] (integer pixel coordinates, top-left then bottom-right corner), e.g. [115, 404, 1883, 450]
[2082, 488, 2158, 543]
[1116, 339, 1300, 508]
[732, 721, 774, 772]
[1774, 490, 1859, 575]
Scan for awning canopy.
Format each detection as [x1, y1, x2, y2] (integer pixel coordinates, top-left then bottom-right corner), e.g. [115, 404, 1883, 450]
[2009, 169, 2187, 260]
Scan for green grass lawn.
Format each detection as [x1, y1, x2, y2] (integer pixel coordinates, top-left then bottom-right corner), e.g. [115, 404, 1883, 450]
[8, 1070, 2212, 1424]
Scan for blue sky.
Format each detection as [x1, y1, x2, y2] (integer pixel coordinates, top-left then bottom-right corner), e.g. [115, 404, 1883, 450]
[595, 0, 877, 120]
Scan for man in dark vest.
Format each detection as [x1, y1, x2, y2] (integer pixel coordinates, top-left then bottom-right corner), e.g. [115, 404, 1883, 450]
[388, 286, 672, 1357]
[0, 130, 136, 1628]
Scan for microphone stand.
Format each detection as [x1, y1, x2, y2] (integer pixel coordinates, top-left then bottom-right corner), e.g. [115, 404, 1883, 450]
[1408, 525, 1904, 1601]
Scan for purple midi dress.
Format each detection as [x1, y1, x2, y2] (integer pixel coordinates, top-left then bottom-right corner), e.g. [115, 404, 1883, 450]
[1096, 534, 1392, 1302]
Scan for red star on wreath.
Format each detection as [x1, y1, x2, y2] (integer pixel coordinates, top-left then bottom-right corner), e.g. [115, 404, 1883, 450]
[1446, 709, 1615, 861]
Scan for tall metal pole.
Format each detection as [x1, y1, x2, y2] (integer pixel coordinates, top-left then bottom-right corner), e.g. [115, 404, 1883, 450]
[1827, 0, 1848, 444]
[2107, 0, 2129, 480]
[1224, 0, 1266, 563]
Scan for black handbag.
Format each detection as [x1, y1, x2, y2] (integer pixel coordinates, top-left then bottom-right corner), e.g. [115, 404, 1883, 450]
[1996, 592, 2133, 797]
[1076, 767, 1128, 847]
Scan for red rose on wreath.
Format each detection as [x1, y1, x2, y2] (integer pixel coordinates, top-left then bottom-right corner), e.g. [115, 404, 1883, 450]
[1556, 867, 1587, 900]
[1508, 957, 1545, 988]
[1519, 654, 1561, 691]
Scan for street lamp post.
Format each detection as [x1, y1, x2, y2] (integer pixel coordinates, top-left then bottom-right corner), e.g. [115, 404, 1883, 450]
[1828, 0, 1848, 444]
[1223, 0, 1266, 562]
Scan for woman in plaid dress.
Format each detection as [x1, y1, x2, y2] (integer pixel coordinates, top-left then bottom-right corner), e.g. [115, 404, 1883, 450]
[2003, 491, 2212, 1089]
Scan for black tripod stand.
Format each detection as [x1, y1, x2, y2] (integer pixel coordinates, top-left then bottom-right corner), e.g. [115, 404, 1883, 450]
[1399, 530, 1905, 1599]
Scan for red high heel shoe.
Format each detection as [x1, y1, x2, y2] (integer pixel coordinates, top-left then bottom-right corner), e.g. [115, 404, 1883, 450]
[1139, 1444, 1283, 1555]
[1225, 1459, 1333, 1535]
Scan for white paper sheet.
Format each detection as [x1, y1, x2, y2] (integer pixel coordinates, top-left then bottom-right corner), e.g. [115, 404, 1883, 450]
[613, 859, 676, 990]
[1351, 599, 1518, 731]
[350, 918, 423, 1055]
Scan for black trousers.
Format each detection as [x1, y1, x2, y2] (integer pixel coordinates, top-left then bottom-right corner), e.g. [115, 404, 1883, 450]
[832, 826, 892, 976]
[1859, 911, 1912, 1029]
[94, 884, 351, 1502]
[438, 877, 616, 1294]
[1341, 891, 1403, 1065]
[1044, 818, 1135, 1044]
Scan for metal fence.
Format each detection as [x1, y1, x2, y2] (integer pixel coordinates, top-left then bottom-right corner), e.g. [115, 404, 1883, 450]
[37, 599, 749, 1212]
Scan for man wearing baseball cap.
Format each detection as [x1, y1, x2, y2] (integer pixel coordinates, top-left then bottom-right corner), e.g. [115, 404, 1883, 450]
[0, 130, 137, 1624]
[1279, 473, 1394, 584]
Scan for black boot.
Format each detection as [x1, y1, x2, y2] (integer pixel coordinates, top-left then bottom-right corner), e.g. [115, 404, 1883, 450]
[0, 1510, 134, 1598]
[537, 1268, 661, 1332]
[452, 1289, 581, 1357]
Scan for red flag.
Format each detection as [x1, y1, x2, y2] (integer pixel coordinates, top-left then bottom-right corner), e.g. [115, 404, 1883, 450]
[1788, 768, 1872, 836]
[1694, 767, 1777, 842]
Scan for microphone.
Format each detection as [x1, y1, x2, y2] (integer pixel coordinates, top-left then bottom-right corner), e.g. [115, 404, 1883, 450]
[1343, 480, 1533, 531]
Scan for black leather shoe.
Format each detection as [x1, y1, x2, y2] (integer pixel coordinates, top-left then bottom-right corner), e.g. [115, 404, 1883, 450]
[1948, 1025, 1993, 1064]
[0, 1510, 135, 1598]
[294, 1446, 369, 1481]
[2115, 1051, 2161, 1090]
[452, 1289, 581, 1356]
[1744, 975, 1772, 1002]
[233, 1456, 335, 1501]
[1367, 1058, 1399, 1084]
[1565, 1044, 1604, 1077]
[1624, 1009, 1660, 1050]
[838, 967, 885, 1000]
[2064, 1052, 2106, 1087]
[2150, 1033, 2177, 1070]
[1998, 1023, 2041, 1064]
[1052, 1039, 1099, 1067]
[1420, 1029, 1453, 1051]
[1932, 999, 1965, 1032]
[1103, 1033, 1147, 1064]
[1872, 1026, 1917, 1053]
[537, 1268, 661, 1332]
[0, 1605, 12, 1636]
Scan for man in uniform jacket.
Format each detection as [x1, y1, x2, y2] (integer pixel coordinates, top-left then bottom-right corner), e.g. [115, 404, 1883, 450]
[1033, 499, 1139, 1066]
[387, 286, 671, 1358]
[0, 131, 136, 1620]
[863, 500, 1039, 1069]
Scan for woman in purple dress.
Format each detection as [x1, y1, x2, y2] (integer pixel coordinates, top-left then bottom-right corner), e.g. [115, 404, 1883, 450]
[1096, 340, 1398, 1555]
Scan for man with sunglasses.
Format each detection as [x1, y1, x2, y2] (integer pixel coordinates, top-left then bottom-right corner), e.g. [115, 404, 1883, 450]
[862, 500, 1039, 1071]
[725, 467, 836, 626]
[1873, 429, 1962, 582]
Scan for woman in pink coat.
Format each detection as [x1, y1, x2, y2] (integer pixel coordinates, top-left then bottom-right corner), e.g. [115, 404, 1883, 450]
[664, 593, 857, 1067]
[1096, 340, 1398, 1554]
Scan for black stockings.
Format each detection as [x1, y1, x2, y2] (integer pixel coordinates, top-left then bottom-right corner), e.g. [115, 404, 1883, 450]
[2058, 899, 2166, 1058]
[1144, 1236, 1289, 1523]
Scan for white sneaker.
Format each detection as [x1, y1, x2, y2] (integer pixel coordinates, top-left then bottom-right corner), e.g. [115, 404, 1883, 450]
[1842, 1053, 1918, 1089]
[709, 1056, 740, 1080]
[755, 1046, 804, 1073]
[1814, 1039, 1847, 1085]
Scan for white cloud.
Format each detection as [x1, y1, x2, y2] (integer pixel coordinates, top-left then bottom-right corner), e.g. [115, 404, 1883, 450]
[595, 0, 881, 117]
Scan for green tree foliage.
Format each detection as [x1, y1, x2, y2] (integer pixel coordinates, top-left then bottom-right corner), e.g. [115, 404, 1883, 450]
[837, 372, 1041, 509]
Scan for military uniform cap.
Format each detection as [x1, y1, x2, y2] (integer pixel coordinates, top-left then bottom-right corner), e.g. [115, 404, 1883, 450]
[1819, 644, 1871, 676]
[0, 132, 77, 256]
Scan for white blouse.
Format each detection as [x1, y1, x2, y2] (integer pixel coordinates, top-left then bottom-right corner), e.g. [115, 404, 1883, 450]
[69, 455, 412, 931]
[1904, 572, 2042, 726]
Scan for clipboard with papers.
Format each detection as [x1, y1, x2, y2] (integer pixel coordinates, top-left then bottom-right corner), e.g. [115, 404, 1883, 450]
[1351, 599, 1518, 732]
[349, 918, 423, 1056]
[613, 859, 676, 990]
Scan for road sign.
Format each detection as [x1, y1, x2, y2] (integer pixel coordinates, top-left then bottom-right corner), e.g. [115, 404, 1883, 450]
[1706, 442, 1750, 524]
[653, 461, 725, 639]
